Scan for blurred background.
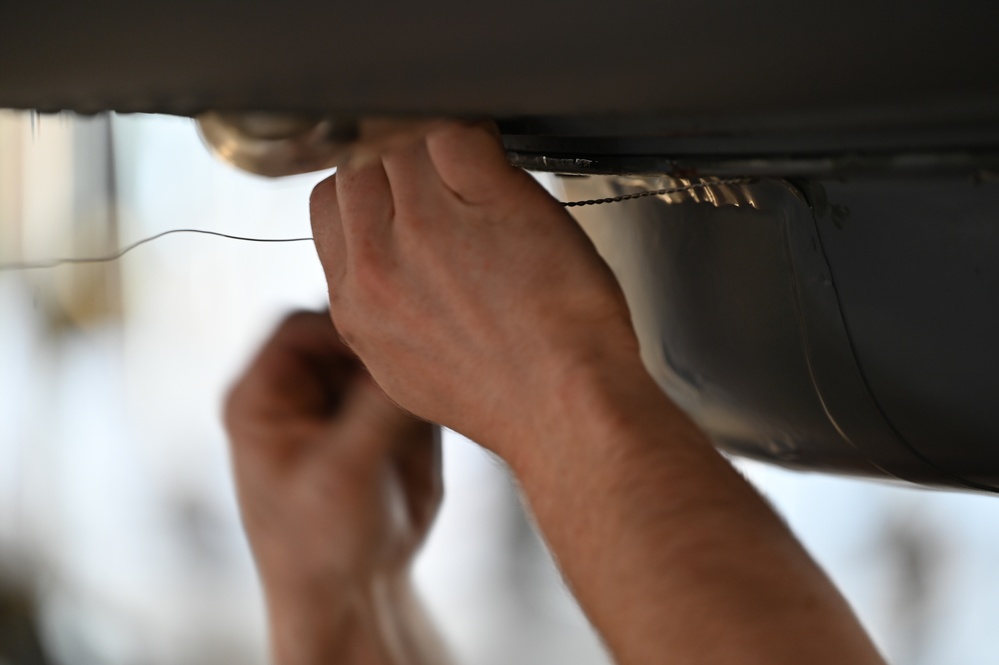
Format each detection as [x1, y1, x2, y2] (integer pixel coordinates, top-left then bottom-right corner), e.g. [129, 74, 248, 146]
[1, 110, 998, 665]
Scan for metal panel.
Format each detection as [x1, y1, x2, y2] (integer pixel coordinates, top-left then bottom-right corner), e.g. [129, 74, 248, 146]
[562, 174, 999, 492]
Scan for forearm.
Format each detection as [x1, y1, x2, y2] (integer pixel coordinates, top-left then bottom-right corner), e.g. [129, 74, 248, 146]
[505, 359, 886, 665]
[265, 573, 451, 665]
[303, 121, 885, 664]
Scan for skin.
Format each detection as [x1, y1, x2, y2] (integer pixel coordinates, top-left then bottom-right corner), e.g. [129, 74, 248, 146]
[229, 120, 889, 664]
[225, 311, 450, 665]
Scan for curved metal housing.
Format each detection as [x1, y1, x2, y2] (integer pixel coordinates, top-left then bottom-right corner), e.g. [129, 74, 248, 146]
[562, 175, 999, 492]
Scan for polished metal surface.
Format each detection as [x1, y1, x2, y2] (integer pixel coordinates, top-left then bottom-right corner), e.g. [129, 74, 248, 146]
[560, 174, 999, 492]
[197, 113, 442, 177]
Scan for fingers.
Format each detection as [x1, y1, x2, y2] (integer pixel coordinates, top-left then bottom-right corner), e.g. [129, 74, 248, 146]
[335, 158, 393, 259]
[425, 121, 531, 207]
[226, 308, 433, 490]
[330, 374, 440, 531]
[265, 309, 354, 359]
[310, 160, 395, 289]
[310, 174, 347, 288]
[333, 372, 431, 462]
[314, 121, 519, 285]
[225, 311, 360, 432]
[394, 425, 443, 532]
[247, 311, 357, 390]
[381, 138, 446, 218]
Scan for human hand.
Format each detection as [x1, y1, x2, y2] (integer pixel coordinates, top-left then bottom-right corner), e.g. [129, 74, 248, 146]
[305, 126, 890, 665]
[224, 311, 441, 663]
[309, 122, 644, 457]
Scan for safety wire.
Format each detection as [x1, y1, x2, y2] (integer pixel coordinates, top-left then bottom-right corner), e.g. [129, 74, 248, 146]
[0, 230, 315, 272]
[0, 178, 751, 272]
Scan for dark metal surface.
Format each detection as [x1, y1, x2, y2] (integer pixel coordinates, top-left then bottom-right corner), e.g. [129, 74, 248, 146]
[811, 178, 999, 490]
[4, 1, 999, 141]
[507, 142, 999, 180]
[564, 175, 999, 492]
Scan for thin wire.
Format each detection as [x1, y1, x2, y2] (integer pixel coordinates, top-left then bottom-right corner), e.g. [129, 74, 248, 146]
[0, 229, 314, 272]
[559, 177, 752, 207]
[0, 179, 753, 272]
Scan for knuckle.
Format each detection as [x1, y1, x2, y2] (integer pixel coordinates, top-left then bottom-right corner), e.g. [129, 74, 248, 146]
[309, 174, 338, 212]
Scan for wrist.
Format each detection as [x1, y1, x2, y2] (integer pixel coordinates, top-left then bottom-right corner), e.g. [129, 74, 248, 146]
[502, 347, 696, 476]
[265, 570, 413, 665]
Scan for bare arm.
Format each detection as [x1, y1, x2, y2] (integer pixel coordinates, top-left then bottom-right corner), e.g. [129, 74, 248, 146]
[225, 311, 451, 665]
[513, 360, 881, 664]
[309, 122, 888, 665]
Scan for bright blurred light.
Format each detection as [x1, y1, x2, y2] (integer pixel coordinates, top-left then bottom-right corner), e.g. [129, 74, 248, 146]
[2, 111, 999, 665]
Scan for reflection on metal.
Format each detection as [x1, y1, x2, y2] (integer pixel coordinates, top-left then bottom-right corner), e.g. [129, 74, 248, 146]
[559, 177, 757, 208]
[196, 112, 443, 177]
[559, 173, 999, 493]
[607, 175, 760, 209]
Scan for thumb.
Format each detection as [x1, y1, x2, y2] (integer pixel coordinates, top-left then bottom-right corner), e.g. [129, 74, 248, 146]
[426, 121, 532, 207]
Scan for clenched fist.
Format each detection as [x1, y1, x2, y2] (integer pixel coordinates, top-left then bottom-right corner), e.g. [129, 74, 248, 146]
[225, 311, 443, 664]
